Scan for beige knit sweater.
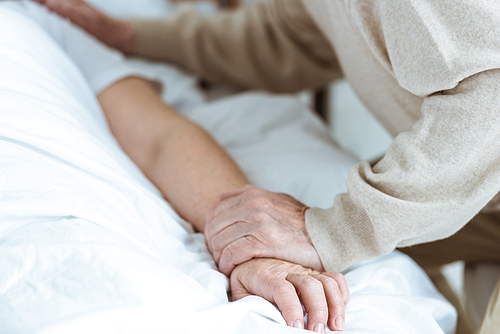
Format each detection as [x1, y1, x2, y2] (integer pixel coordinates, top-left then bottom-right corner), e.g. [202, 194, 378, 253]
[133, 0, 500, 272]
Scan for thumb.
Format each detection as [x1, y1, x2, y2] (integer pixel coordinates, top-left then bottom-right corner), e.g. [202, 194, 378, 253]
[230, 275, 252, 301]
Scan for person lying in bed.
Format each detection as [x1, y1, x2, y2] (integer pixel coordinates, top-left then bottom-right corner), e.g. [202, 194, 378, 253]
[91, 77, 349, 331]
[1, 2, 348, 332]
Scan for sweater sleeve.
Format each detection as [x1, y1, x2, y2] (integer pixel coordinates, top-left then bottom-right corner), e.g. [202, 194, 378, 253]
[131, 0, 342, 93]
[306, 69, 500, 272]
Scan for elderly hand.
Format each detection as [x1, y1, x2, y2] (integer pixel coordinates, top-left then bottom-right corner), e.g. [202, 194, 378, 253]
[29, 0, 135, 53]
[231, 258, 348, 332]
[205, 185, 324, 276]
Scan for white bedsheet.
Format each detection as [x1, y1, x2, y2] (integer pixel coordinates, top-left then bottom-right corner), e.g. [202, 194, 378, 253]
[0, 2, 456, 333]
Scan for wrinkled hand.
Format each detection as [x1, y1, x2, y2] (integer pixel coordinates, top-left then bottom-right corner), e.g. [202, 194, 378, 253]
[27, 0, 135, 53]
[205, 185, 324, 276]
[231, 258, 348, 332]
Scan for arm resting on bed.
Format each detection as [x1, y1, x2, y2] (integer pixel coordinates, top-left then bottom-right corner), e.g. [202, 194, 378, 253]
[97, 77, 249, 231]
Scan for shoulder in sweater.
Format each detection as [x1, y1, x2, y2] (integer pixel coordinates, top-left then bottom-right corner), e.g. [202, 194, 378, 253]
[347, 0, 500, 96]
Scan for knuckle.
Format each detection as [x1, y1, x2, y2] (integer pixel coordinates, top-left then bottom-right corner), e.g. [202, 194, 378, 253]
[219, 252, 236, 275]
[302, 275, 322, 288]
[225, 237, 258, 261]
[248, 196, 265, 209]
[208, 235, 222, 254]
[322, 276, 339, 289]
[330, 272, 345, 281]
[252, 211, 267, 223]
[302, 276, 323, 290]
[219, 251, 235, 273]
[222, 243, 235, 259]
[243, 234, 260, 247]
[314, 307, 329, 315]
[335, 272, 348, 283]
[275, 282, 295, 296]
[205, 217, 224, 237]
[308, 305, 328, 318]
[254, 230, 269, 243]
[258, 228, 280, 245]
[332, 299, 345, 309]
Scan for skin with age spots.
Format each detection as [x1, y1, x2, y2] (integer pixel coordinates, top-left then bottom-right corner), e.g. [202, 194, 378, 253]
[206, 185, 324, 276]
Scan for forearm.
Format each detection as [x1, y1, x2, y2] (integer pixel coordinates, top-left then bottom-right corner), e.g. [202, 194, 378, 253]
[98, 77, 248, 230]
[307, 69, 500, 272]
[150, 118, 249, 230]
[19, 2, 248, 229]
[132, 0, 341, 92]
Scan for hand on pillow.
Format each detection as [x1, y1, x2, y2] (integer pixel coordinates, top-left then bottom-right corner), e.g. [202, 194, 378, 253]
[231, 258, 348, 332]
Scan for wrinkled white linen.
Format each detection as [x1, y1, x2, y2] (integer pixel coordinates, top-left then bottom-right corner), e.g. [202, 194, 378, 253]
[0, 2, 456, 334]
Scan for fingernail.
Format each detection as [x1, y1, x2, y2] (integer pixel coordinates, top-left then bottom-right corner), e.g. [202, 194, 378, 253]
[293, 320, 303, 329]
[314, 323, 325, 333]
[336, 316, 345, 331]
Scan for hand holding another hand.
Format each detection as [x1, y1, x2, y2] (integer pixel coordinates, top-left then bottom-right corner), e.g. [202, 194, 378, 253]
[205, 185, 324, 276]
[231, 258, 348, 332]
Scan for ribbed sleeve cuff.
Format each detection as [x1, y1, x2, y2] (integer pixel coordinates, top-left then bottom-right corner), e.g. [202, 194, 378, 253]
[305, 194, 380, 272]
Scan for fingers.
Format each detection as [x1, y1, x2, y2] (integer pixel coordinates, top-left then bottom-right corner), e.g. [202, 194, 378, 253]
[204, 195, 244, 239]
[209, 220, 252, 263]
[287, 273, 328, 333]
[312, 274, 346, 331]
[229, 274, 252, 301]
[211, 185, 263, 220]
[205, 185, 322, 276]
[323, 272, 350, 305]
[218, 236, 260, 275]
[230, 261, 305, 329]
[208, 189, 247, 224]
[287, 273, 347, 332]
[229, 259, 348, 332]
[272, 281, 305, 329]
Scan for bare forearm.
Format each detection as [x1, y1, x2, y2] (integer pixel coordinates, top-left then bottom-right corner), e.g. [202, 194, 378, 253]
[150, 118, 248, 230]
[98, 77, 248, 231]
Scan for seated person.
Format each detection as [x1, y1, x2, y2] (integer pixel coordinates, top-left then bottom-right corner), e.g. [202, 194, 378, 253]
[0, 2, 348, 332]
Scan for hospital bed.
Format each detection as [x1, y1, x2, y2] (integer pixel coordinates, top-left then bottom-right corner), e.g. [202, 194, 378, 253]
[0, 1, 457, 333]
